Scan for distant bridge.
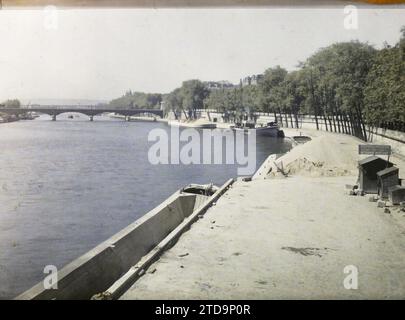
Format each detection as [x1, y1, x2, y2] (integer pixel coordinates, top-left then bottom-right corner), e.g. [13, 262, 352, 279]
[0, 106, 164, 121]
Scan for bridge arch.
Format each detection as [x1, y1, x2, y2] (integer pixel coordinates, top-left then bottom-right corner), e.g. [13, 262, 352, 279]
[0, 107, 164, 121]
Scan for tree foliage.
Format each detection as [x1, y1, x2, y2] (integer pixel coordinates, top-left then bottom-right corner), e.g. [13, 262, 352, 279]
[108, 27, 404, 133]
[364, 30, 405, 126]
[1, 99, 21, 108]
[161, 79, 209, 119]
[109, 91, 162, 109]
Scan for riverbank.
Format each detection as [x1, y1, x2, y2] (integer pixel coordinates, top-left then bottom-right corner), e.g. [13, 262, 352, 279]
[108, 114, 168, 123]
[0, 112, 38, 124]
[120, 129, 405, 299]
[0, 114, 19, 123]
[5, 119, 288, 299]
[9, 120, 405, 299]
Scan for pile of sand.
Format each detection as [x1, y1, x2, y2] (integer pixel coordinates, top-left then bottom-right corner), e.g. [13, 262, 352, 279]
[261, 133, 361, 178]
[283, 157, 350, 177]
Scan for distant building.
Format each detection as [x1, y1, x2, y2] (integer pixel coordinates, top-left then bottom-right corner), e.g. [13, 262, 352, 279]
[204, 81, 235, 91]
[203, 75, 263, 90]
[240, 74, 263, 87]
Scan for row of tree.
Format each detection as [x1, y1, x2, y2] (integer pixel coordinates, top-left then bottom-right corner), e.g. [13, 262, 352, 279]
[110, 27, 404, 140]
[109, 90, 162, 109]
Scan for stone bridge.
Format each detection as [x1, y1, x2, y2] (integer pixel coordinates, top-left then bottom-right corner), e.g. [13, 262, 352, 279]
[0, 106, 164, 121]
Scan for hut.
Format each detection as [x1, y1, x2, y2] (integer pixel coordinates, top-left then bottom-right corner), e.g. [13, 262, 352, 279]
[377, 167, 399, 199]
[388, 185, 405, 205]
[358, 156, 394, 194]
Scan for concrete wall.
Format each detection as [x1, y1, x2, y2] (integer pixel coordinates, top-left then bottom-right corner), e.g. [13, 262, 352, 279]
[16, 191, 208, 300]
[192, 111, 328, 130]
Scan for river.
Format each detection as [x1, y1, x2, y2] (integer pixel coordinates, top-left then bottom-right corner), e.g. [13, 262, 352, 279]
[0, 113, 291, 298]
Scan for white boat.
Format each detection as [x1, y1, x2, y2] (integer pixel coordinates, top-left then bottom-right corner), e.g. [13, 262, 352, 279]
[168, 119, 217, 129]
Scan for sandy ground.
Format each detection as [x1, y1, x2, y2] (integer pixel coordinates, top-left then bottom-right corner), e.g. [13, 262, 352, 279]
[120, 129, 405, 299]
[255, 128, 404, 179]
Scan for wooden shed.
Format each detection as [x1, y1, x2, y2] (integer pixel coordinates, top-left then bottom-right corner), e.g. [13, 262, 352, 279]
[388, 185, 405, 205]
[377, 166, 399, 199]
[358, 156, 394, 194]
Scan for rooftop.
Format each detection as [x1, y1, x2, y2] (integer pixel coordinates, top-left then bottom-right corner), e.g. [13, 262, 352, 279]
[377, 166, 399, 177]
[358, 155, 393, 166]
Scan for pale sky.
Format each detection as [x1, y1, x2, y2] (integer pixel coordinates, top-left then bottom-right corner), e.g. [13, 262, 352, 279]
[0, 7, 404, 102]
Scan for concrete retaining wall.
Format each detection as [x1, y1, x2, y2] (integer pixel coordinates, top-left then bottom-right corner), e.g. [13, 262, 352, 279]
[16, 191, 208, 300]
[100, 178, 234, 299]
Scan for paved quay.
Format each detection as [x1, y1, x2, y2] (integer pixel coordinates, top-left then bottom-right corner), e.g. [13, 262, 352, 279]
[121, 130, 405, 299]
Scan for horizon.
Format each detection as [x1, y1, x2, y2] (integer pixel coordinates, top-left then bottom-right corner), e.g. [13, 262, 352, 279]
[0, 7, 404, 103]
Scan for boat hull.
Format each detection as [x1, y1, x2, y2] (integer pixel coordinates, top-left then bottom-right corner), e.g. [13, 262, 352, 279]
[232, 126, 284, 137]
[255, 126, 281, 137]
[168, 120, 217, 129]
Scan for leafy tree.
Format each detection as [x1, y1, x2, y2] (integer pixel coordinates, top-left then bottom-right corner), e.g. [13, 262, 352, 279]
[364, 30, 405, 130]
[241, 85, 261, 113]
[109, 91, 162, 109]
[258, 66, 287, 113]
[283, 70, 307, 128]
[179, 80, 209, 119]
[303, 41, 376, 138]
[203, 89, 228, 113]
[163, 88, 183, 119]
[1, 99, 21, 108]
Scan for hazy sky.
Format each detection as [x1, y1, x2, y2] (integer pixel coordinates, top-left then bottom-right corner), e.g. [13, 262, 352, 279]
[0, 7, 404, 102]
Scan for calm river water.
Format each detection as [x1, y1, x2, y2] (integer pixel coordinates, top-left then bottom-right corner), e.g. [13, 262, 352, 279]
[0, 113, 291, 298]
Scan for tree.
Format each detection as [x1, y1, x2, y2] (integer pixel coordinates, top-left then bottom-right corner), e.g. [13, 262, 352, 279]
[109, 92, 162, 109]
[364, 29, 405, 130]
[1, 99, 21, 108]
[204, 89, 228, 113]
[179, 80, 209, 119]
[163, 88, 183, 119]
[259, 66, 287, 112]
[283, 70, 307, 128]
[241, 85, 261, 114]
[303, 41, 376, 139]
